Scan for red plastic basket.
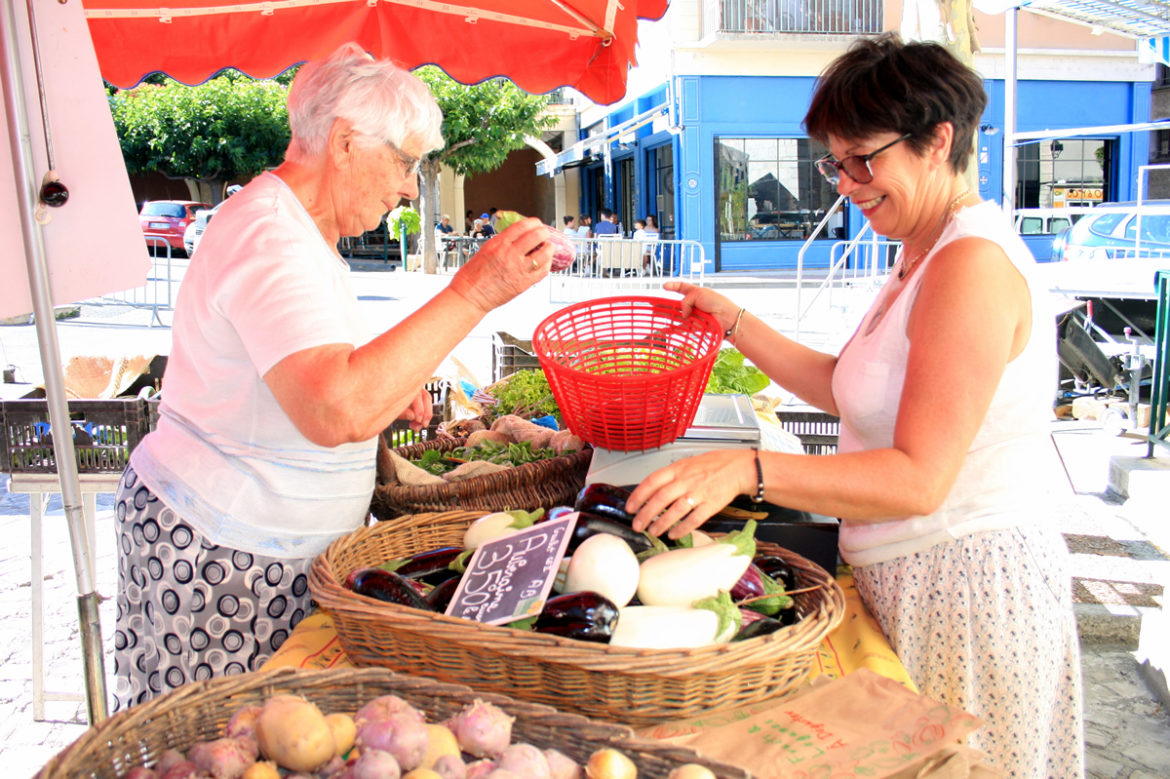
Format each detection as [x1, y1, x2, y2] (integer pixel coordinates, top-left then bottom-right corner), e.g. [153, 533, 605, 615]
[532, 296, 723, 451]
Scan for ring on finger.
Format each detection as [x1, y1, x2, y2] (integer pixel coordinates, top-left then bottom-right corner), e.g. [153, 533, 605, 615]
[684, 496, 696, 509]
[531, 257, 540, 270]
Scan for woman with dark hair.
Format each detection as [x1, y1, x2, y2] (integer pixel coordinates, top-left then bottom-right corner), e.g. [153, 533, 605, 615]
[624, 34, 1082, 776]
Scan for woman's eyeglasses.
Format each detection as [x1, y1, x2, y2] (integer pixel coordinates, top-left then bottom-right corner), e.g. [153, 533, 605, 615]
[385, 141, 421, 176]
[816, 134, 911, 186]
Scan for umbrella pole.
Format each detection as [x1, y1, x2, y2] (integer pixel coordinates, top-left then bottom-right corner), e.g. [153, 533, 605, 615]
[1, 1, 108, 724]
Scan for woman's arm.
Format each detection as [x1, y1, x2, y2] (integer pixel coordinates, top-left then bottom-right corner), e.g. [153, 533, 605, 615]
[664, 281, 840, 413]
[264, 218, 554, 447]
[630, 238, 1032, 538]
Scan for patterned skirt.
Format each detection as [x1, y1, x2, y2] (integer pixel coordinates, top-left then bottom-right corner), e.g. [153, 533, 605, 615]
[112, 465, 313, 711]
[852, 524, 1084, 778]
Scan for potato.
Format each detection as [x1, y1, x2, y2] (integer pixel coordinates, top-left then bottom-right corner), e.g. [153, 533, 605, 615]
[326, 711, 357, 755]
[665, 765, 715, 779]
[585, 749, 636, 779]
[422, 724, 461, 769]
[404, 771, 444, 779]
[241, 762, 280, 779]
[254, 694, 336, 773]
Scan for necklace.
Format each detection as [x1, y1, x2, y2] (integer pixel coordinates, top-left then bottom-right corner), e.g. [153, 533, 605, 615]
[897, 188, 972, 280]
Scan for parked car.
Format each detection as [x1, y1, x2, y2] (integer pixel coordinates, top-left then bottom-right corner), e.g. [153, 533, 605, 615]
[139, 200, 209, 256]
[1012, 207, 1091, 262]
[183, 186, 241, 257]
[1049, 201, 1170, 262]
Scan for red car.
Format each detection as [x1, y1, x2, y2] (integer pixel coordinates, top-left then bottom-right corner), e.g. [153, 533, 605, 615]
[139, 200, 209, 256]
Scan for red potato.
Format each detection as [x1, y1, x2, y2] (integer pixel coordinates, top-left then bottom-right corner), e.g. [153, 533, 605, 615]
[121, 768, 158, 779]
[355, 709, 430, 770]
[225, 704, 263, 739]
[496, 743, 550, 779]
[349, 748, 403, 779]
[156, 749, 187, 775]
[159, 760, 199, 779]
[356, 695, 425, 724]
[188, 736, 256, 778]
[465, 760, 498, 779]
[543, 750, 581, 779]
[446, 700, 515, 758]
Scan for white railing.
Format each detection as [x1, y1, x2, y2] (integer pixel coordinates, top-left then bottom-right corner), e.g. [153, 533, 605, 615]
[432, 234, 707, 303]
[718, 0, 883, 35]
[549, 236, 708, 303]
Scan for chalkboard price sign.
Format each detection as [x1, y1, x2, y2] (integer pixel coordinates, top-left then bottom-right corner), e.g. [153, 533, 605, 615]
[444, 514, 577, 626]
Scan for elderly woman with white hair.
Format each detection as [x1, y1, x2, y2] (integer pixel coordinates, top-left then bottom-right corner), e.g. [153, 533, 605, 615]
[111, 43, 554, 709]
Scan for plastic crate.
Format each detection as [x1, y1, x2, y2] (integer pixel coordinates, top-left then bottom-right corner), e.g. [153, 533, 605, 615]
[491, 331, 540, 382]
[776, 409, 841, 455]
[0, 399, 151, 474]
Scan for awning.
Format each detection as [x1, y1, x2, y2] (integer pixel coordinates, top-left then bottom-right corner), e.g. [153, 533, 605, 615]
[536, 100, 671, 176]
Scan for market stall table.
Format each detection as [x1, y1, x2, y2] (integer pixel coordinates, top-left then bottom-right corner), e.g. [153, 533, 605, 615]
[264, 570, 916, 693]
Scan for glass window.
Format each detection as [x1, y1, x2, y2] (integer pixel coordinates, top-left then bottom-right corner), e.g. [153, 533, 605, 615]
[715, 136, 838, 242]
[1015, 138, 1110, 208]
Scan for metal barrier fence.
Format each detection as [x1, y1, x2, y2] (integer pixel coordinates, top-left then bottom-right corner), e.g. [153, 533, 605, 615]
[719, 0, 883, 34]
[433, 234, 707, 303]
[1149, 269, 1169, 456]
[92, 236, 186, 326]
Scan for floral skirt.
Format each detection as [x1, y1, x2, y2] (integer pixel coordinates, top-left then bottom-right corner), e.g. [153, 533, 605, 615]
[112, 465, 313, 711]
[852, 524, 1084, 778]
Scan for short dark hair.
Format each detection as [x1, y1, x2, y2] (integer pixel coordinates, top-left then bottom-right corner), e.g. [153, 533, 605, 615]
[803, 33, 987, 175]
[563, 215, 575, 225]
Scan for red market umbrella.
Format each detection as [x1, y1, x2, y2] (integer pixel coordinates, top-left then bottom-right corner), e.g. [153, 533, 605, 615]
[83, 0, 670, 105]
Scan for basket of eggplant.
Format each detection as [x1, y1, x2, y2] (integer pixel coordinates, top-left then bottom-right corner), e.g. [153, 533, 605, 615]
[310, 483, 845, 728]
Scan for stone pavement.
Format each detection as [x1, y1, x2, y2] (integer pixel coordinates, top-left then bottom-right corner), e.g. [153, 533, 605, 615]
[1, 268, 1168, 777]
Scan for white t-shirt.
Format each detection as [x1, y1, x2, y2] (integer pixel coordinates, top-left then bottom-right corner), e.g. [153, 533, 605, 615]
[833, 200, 1066, 566]
[130, 172, 377, 558]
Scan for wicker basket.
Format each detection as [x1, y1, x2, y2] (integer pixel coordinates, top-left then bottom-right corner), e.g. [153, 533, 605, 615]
[36, 667, 749, 779]
[309, 511, 845, 727]
[370, 437, 591, 521]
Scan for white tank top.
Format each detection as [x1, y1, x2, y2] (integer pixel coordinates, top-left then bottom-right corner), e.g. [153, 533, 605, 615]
[832, 200, 1066, 566]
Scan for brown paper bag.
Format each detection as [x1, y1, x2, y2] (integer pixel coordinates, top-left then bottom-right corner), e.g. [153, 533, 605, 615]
[643, 669, 993, 778]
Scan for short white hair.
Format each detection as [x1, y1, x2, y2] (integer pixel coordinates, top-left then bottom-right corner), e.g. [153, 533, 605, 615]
[285, 42, 444, 163]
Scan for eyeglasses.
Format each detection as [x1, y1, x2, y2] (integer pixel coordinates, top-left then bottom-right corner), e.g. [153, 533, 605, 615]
[384, 140, 421, 177]
[816, 133, 911, 186]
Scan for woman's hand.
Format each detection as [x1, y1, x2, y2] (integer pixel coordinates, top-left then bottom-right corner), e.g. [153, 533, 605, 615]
[450, 217, 553, 313]
[397, 386, 435, 432]
[663, 281, 741, 334]
[625, 449, 757, 539]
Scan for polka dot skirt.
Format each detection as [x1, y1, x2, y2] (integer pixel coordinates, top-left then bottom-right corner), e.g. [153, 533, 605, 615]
[853, 524, 1084, 778]
[112, 466, 312, 711]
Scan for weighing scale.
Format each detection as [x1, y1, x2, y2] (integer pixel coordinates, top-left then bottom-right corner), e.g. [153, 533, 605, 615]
[584, 393, 761, 487]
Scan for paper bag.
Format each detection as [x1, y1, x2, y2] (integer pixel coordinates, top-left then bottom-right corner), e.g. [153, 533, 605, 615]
[642, 669, 990, 778]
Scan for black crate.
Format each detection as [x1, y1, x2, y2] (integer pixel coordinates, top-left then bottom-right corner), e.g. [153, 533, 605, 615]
[776, 409, 841, 455]
[0, 398, 151, 474]
[491, 331, 541, 382]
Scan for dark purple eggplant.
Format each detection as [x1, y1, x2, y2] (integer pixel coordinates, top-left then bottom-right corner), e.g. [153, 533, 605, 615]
[573, 483, 635, 524]
[734, 610, 787, 640]
[730, 563, 790, 616]
[347, 567, 432, 611]
[382, 546, 464, 585]
[753, 554, 797, 591]
[566, 512, 654, 554]
[424, 575, 462, 612]
[533, 591, 619, 642]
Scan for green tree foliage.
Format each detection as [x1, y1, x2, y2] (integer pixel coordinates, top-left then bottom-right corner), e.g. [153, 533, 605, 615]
[110, 74, 290, 203]
[413, 69, 556, 272]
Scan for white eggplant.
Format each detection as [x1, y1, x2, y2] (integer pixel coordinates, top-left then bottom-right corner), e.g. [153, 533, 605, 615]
[565, 533, 640, 607]
[609, 606, 719, 649]
[636, 543, 751, 607]
[463, 509, 544, 550]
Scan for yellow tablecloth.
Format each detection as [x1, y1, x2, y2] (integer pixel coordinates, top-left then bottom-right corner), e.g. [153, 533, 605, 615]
[264, 572, 916, 693]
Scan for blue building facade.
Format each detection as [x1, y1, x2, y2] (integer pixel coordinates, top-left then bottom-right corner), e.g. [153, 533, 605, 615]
[575, 73, 1153, 273]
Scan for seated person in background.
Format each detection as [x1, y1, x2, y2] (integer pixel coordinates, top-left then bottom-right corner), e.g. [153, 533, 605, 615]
[477, 212, 495, 238]
[593, 208, 620, 237]
[576, 214, 593, 239]
[643, 213, 660, 235]
[562, 214, 577, 233]
[436, 214, 454, 234]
